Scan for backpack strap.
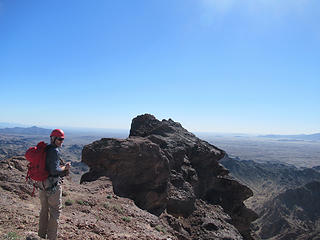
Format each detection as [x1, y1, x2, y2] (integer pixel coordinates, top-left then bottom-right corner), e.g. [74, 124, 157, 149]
[31, 183, 36, 197]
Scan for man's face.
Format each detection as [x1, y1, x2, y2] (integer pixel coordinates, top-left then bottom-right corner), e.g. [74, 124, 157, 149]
[55, 137, 64, 147]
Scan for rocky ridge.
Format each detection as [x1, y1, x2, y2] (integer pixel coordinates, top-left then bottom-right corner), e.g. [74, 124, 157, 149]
[81, 114, 258, 239]
[0, 156, 177, 239]
[220, 156, 320, 212]
[221, 156, 320, 239]
[256, 181, 320, 240]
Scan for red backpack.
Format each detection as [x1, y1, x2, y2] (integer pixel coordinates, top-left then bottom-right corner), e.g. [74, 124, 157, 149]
[25, 141, 49, 184]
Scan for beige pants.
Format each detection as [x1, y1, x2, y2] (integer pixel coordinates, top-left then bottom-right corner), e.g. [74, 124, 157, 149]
[38, 180, 62, 240]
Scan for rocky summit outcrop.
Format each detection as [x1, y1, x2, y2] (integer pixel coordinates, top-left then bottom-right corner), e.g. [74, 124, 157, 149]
[81, 114, 258, 239]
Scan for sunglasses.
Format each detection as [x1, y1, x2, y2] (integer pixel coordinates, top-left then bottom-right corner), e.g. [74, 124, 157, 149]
[57, 138, 64, 141]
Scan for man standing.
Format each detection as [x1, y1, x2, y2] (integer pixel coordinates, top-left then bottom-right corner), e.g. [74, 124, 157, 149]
[38, 129, 70, 240]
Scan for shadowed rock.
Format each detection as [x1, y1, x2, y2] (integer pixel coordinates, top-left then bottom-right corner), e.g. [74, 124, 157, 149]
[81, 114, 258, 239]
[81, 137, 170, 214]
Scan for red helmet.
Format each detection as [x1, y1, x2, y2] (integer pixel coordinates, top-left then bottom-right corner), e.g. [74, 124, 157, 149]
[50, 129, 65, 138]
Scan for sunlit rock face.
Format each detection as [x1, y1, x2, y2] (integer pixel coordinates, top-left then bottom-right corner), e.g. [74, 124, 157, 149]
[81, 114, 257, 239]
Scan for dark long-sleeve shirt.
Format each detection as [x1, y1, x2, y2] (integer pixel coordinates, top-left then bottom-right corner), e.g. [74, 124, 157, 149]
[46, 145, 65, 177]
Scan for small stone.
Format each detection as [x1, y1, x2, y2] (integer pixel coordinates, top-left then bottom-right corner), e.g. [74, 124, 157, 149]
[25, 231, 41, 240]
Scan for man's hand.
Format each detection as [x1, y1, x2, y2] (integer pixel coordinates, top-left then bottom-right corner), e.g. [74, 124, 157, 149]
[61, 162, 71, 171]
[65, 162, 71, 170]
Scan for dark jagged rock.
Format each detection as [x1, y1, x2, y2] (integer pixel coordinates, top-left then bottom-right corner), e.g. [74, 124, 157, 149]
[81, 137, 170, 214]
[81, 114, 258, 239]
[162, 199, 245, 240]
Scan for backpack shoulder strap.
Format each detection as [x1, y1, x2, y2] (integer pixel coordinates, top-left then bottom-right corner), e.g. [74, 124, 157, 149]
[45, 144, 53, 152]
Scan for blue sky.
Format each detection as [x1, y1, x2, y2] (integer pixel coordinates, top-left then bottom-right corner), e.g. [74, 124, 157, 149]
[0, 0, 319, 134]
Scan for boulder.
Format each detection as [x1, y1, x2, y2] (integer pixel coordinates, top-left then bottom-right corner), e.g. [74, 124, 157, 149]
[81, 114, 258, 239]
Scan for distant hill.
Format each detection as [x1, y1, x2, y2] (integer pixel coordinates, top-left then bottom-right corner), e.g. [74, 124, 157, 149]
[0, 122, 28, 128]
[220, 156, 320, 239]
[220, 156, 320, 212]
[255, 181, 320, 240]
[0, 126, 51, 135]
[313, 166, 320, 172]
[259, 133, 320, 141]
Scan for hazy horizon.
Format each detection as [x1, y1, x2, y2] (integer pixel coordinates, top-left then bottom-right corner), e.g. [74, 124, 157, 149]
[0, 120, 319, 136]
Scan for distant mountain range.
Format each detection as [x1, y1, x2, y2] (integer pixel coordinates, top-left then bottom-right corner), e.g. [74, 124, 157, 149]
[0, 126, 51, 135]
[0, 125, 129, 138]
[259, 133, 320, 141]
[0, 122, 29, 128]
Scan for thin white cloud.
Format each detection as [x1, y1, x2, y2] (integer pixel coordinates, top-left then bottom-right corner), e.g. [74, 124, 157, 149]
[198, 0, 317, 29]
[200, 0, 315, 18]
